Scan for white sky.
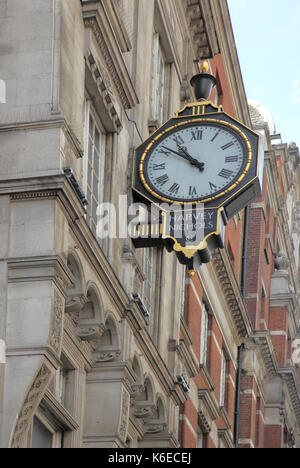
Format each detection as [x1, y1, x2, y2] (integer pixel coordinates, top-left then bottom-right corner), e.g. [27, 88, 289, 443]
[228, 0, 300, 148]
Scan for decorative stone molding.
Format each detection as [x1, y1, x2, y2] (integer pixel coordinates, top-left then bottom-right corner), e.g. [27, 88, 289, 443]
[293, 204, 300, 233]
[253, 331, 278, 377]
[280, 368, 300, 428]
[49, 292, 65, 356]
[212, 249, 252, 338]
[274, 251, 290, 271]
[218, 428, 234, 448]
[93, 349, 122, 363]
[8, 256, 73, 293]
[130, 384, 145, 406]
[10, 364, 53, 448]
[198, 389, 219, 434]
[65, 294, 88, 324]
[10, 190, 60, 202]
[77, 324, 106, 342]
[85, 52, 122, 133]
[144, 423, 167, 434]
[102, 0, 132, 53]
[184, 0, 219, 59]
[134, 405, 156, 419]
[118, 388, 131, 443]
[82, 1, 138, 110]
[168, 339, 199, 379]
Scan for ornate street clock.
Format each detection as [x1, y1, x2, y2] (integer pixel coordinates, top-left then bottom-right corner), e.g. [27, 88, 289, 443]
[132, 63, 263, 269]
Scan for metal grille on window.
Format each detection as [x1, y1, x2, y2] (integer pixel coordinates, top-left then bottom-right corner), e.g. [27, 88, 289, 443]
[85, 107, 105, 235]
[150, 33, 165, 124]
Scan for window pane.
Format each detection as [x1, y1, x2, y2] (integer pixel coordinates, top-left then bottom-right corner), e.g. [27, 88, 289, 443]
[87, 164, 92, 188]
[86, 188, 91, 207]
[89, 115, 94, 138]
[95, 128, 100, 152]
[93, 173, 99, 198]
[94, 153, 100, 175]
[84, 106, 105, 234]
[88, 138, 93, 163]
[92, 199, 97, 223]
[32, 417, 53, 449]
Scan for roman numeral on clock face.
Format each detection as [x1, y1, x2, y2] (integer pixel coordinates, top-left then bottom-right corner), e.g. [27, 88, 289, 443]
[191, 130, 203, 141]
[156, 174, 169, 186]
[159, 148, 171, 157]
[211, 131, 220, 142]
[189, 186, 197, 197]
[209, 182, 218, 191]
[225, 156, 238, 163]
[172, 135, 184, 146]
[168, 183, 180, 195]
[218, 168, 233, 179]
[153, 163, 166, 170]
[221, 142, 234, 151]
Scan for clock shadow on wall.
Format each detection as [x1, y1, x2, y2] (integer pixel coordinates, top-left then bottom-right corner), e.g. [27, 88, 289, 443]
[132, 66, 264, 269]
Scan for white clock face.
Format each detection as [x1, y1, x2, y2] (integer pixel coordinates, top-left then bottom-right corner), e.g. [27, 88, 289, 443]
[141, 121, 249, 203]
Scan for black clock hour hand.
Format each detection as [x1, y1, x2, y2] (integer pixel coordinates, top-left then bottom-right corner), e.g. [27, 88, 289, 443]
[161, 146, 204, 172]
[177, 146, 205, 172]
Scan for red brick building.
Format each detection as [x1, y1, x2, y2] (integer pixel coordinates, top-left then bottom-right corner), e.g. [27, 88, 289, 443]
[179, 6, 300, 449]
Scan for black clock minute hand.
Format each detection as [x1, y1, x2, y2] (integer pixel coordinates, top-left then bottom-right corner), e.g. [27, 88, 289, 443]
[161, 146, 205, 172]
[178, 146, 205, 172]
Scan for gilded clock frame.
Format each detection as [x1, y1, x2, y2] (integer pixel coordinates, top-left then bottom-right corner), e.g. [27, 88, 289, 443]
[139, 118, 252, 205]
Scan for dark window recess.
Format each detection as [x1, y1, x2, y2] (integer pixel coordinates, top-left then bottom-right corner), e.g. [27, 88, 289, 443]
[264, 248, 270, 265]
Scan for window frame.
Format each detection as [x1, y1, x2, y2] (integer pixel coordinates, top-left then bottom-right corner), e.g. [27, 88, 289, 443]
[149, 31, 166, 125]
[83, 99, 107, 236]
[143, 248, 153, 314]
[30, 413, 63, 449]
[219, 351, 227, 408]
[200, 304, 209, 367]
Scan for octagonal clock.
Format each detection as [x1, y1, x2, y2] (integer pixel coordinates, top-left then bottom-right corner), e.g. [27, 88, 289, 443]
[132, 70, 264, 267]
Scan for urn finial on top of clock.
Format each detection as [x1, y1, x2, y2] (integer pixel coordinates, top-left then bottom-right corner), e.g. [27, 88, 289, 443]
[190, 61, 217, 101]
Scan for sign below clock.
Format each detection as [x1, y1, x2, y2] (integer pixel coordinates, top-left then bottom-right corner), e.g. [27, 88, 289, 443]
[132, 67, 263, 268]
[131, 206, 227, 269]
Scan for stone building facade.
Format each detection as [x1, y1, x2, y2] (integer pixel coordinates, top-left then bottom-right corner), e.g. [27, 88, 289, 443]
[0, 0, 299, 449]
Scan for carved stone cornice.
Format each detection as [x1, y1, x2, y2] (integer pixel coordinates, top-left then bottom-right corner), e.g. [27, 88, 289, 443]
[168, 339, 199, 378]
[101, 0, 132, 53]
[184, 0, 219, 59]
[253, 331, 279, 377]
[218, 428, 234, 449]
[85, 52, 122, 133]
[279, 367, 300, 429]
[41, 391, 80, 432]
[198, 388, 219, 434]
[82, 1, 139, 110]
[212, 249, 253, 339]
[7, 255, 73, 298]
